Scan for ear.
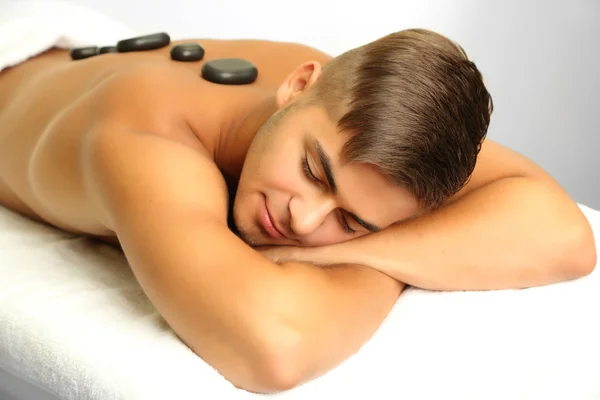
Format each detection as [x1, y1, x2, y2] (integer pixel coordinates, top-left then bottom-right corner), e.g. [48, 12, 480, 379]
[276, 61, 323, 108]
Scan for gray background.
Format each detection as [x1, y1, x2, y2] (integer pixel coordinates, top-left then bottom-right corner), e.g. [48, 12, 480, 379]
[61, 0, 600, 209]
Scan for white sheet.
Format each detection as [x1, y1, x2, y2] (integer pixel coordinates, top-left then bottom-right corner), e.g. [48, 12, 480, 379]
[1, 203, 599, 400]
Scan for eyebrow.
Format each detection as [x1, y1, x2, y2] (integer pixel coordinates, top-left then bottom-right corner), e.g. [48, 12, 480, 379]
[313, 139, 382, 233]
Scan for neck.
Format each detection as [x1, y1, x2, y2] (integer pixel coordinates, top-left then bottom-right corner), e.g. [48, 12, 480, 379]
[214, 90, 278, 180]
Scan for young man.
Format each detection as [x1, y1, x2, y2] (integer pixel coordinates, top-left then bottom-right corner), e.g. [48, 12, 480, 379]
[0, 29, 595, 392]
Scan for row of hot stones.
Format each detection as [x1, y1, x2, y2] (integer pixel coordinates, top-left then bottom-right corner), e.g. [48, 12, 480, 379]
[70, 32, 258, 85]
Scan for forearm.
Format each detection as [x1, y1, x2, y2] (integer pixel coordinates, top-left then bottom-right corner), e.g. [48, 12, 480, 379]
[316, 177, 596, 291]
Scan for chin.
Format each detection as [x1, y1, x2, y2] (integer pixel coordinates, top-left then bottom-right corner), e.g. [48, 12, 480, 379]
[233, 191, 273, 247]
[233, 217, 261, 247]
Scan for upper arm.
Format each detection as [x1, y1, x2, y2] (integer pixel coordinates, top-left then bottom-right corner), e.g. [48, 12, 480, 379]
[83, 125, 290, 389]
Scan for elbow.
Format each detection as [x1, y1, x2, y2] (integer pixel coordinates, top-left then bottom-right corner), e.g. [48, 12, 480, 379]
[229, 322, 308, 394]
[257, 338, 306, 393]
[571, 239, 597, 279]
[558, 217, 597, 280]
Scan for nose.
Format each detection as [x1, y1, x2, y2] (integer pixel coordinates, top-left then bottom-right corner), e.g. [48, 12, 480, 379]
[288, 193, 336, 237]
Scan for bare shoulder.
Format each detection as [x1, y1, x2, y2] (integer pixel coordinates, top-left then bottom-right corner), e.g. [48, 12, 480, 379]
[85, 124, 229, 231]
[452, 139, 564, 201]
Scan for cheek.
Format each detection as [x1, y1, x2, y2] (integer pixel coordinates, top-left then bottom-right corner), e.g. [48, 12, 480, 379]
[259, 147, 303, 189]
[260, 173, 302, 201]
[301, 216, 350, 246]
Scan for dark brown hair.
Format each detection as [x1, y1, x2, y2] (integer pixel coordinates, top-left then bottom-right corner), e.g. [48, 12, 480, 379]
[313, 29, 493, 210]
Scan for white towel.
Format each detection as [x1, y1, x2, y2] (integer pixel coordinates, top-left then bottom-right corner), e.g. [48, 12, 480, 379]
[1, 201, 599, 400]
[0, 0, 136, 71]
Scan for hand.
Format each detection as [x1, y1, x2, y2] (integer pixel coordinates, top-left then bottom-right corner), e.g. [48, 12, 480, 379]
[256, 244, 348, 267]
[256, 245, 304, 265]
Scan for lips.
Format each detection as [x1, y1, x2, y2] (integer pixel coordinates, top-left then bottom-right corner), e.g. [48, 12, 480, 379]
[260, 195, 284, 239]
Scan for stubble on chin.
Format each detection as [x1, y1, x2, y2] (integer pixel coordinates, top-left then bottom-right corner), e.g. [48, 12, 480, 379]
[239, 228, 259, 247]
[232, 212, 260, 248]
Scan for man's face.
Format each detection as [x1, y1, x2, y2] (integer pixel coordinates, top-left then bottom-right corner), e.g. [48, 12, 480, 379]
[233, 102, 421, 247]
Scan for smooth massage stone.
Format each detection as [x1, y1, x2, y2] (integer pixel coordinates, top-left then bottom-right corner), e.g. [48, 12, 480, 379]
[201, 58, 258, 85]
[170, 43, 205, 62]
[116, 32, 170, 52]
[98, 46, 118, 54]
[70, 46, 98, 60]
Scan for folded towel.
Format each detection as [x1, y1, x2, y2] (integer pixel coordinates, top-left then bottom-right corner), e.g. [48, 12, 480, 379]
[0, 0, 136, 71]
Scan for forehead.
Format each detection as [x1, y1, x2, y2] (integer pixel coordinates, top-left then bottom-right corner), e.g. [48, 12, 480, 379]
[299, 105, 421, 225]
[334, 157, 420, 225]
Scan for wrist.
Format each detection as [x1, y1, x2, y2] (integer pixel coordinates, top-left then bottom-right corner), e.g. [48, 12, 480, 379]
[308, 241, 356, 267]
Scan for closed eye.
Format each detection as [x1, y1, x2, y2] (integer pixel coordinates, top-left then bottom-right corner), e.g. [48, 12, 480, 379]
[302, 155, 321, 185]
[339, 212, 356, 234]
[303, 155, 356, 234]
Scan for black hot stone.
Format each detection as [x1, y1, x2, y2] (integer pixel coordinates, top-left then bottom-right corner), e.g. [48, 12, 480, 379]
[201, 58, 258, 85]
[116, 32, 170, 52]
[170, 43, 205, 62]
[70, 47, 98, 60]
[98, 46, 118, 54]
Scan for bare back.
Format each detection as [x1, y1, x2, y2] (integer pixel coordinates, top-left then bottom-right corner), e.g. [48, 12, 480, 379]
[0, 38, 408, 392]
[0, 38, 332, 236]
